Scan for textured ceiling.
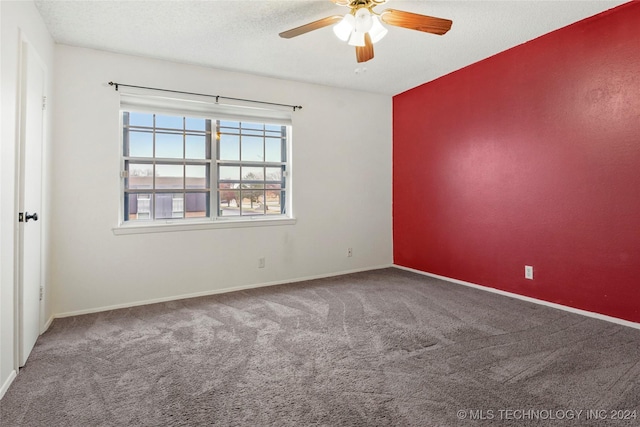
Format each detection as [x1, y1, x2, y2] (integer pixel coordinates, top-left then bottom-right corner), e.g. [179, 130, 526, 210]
[34, 0, 627, 95]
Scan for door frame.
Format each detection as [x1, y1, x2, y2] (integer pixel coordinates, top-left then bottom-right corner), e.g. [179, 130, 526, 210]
[13, 31, 48, 371]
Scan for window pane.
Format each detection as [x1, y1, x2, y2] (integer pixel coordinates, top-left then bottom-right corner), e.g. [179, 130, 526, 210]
[242, 166, 263, 181]
[219, 166, 240, 181]
[185, 135, 207, 159]
[128, 131, 153, 157]
[242, 129, 264, 136]
[156, 115, 183, 129]
[186, 165, 208, 189]
[241, 136, 263, 161]
[155, 193, 184, 219]
[156, 133, 183, 159]
[266, 190, 283, 215]
[219, 134, 239, 161]
[129, 112, 154, 127]
[265, 138, 282, 162]
[240, 189, 265, 216]
[242, 122, 263, 130]
[265, 124, 281, 132]
[186, 193, 207, 218]
[265, 167, 282, 181]
[185, 117, 206, 131]
[219, 189, 240, 216]
[126, 193, 152, 221]
[128, 163, 153, 189]
[156, 164, 183, 189]
[220, 121, 240, 134]
[220, 120, 240, 128]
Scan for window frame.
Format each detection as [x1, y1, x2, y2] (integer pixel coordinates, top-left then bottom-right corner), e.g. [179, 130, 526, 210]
[122, 111, 213, 223]
[216, 120, 288, 218]
[115, 101, 295, 235]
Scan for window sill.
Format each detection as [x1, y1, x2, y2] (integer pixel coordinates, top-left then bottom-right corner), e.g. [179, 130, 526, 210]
[112, 216, 296, 235]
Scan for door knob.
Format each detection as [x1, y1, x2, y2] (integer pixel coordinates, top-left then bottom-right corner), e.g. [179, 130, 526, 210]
[25, 212, 38, 222]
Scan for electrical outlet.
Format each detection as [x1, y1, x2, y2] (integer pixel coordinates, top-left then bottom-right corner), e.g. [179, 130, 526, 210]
[525, 265, 534, 280]
[258, 257, 265, 268]
[347, 248, 353, 257]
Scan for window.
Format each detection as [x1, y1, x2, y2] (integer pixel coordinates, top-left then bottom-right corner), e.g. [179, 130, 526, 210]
[121, 108, 290, 228]
[217, 121, 287, 217]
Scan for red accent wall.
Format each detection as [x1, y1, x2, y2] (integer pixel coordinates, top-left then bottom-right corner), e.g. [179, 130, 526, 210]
[393, 2, 640, 323]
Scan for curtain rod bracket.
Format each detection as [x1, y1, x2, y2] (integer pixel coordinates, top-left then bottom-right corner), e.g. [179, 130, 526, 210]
[108, 81, 301, 111]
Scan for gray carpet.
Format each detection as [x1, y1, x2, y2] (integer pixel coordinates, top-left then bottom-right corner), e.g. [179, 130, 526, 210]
[1, 268, 639, 426]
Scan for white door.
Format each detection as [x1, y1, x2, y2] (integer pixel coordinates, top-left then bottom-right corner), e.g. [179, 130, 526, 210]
[18, 40, 45, 367]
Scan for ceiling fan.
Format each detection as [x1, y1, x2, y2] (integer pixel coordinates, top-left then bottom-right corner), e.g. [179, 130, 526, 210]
[279, 0, 453, 63]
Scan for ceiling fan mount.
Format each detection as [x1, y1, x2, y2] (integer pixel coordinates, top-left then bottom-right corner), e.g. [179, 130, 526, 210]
[333, 0, 387, 9]
[279, 0, 452, 63]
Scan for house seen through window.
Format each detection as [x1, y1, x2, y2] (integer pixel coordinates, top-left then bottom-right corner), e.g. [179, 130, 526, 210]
[122, 111, 289, 223]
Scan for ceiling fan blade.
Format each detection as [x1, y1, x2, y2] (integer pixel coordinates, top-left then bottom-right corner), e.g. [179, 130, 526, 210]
[356, 33, 374, 63]
[380, 9, 452, 35]
[279, 15, 343, 39]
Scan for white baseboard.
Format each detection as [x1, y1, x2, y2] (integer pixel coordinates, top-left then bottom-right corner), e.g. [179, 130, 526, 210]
[0, 370, 17, 400]
[395, 265, 640, 331]
[54, 264, 394, 319]
[42, 314, 55, 333]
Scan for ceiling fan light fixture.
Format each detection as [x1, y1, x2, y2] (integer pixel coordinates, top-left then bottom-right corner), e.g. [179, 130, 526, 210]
[369, 15, 388, 44]
[333, 13, 355, 41]
[354, 8, 373, 33]
[348, 30, 366, 47]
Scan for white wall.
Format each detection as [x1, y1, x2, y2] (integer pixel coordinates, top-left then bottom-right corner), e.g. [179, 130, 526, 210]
[1, 0, 54, 398]
[51, 46, 392, 316]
